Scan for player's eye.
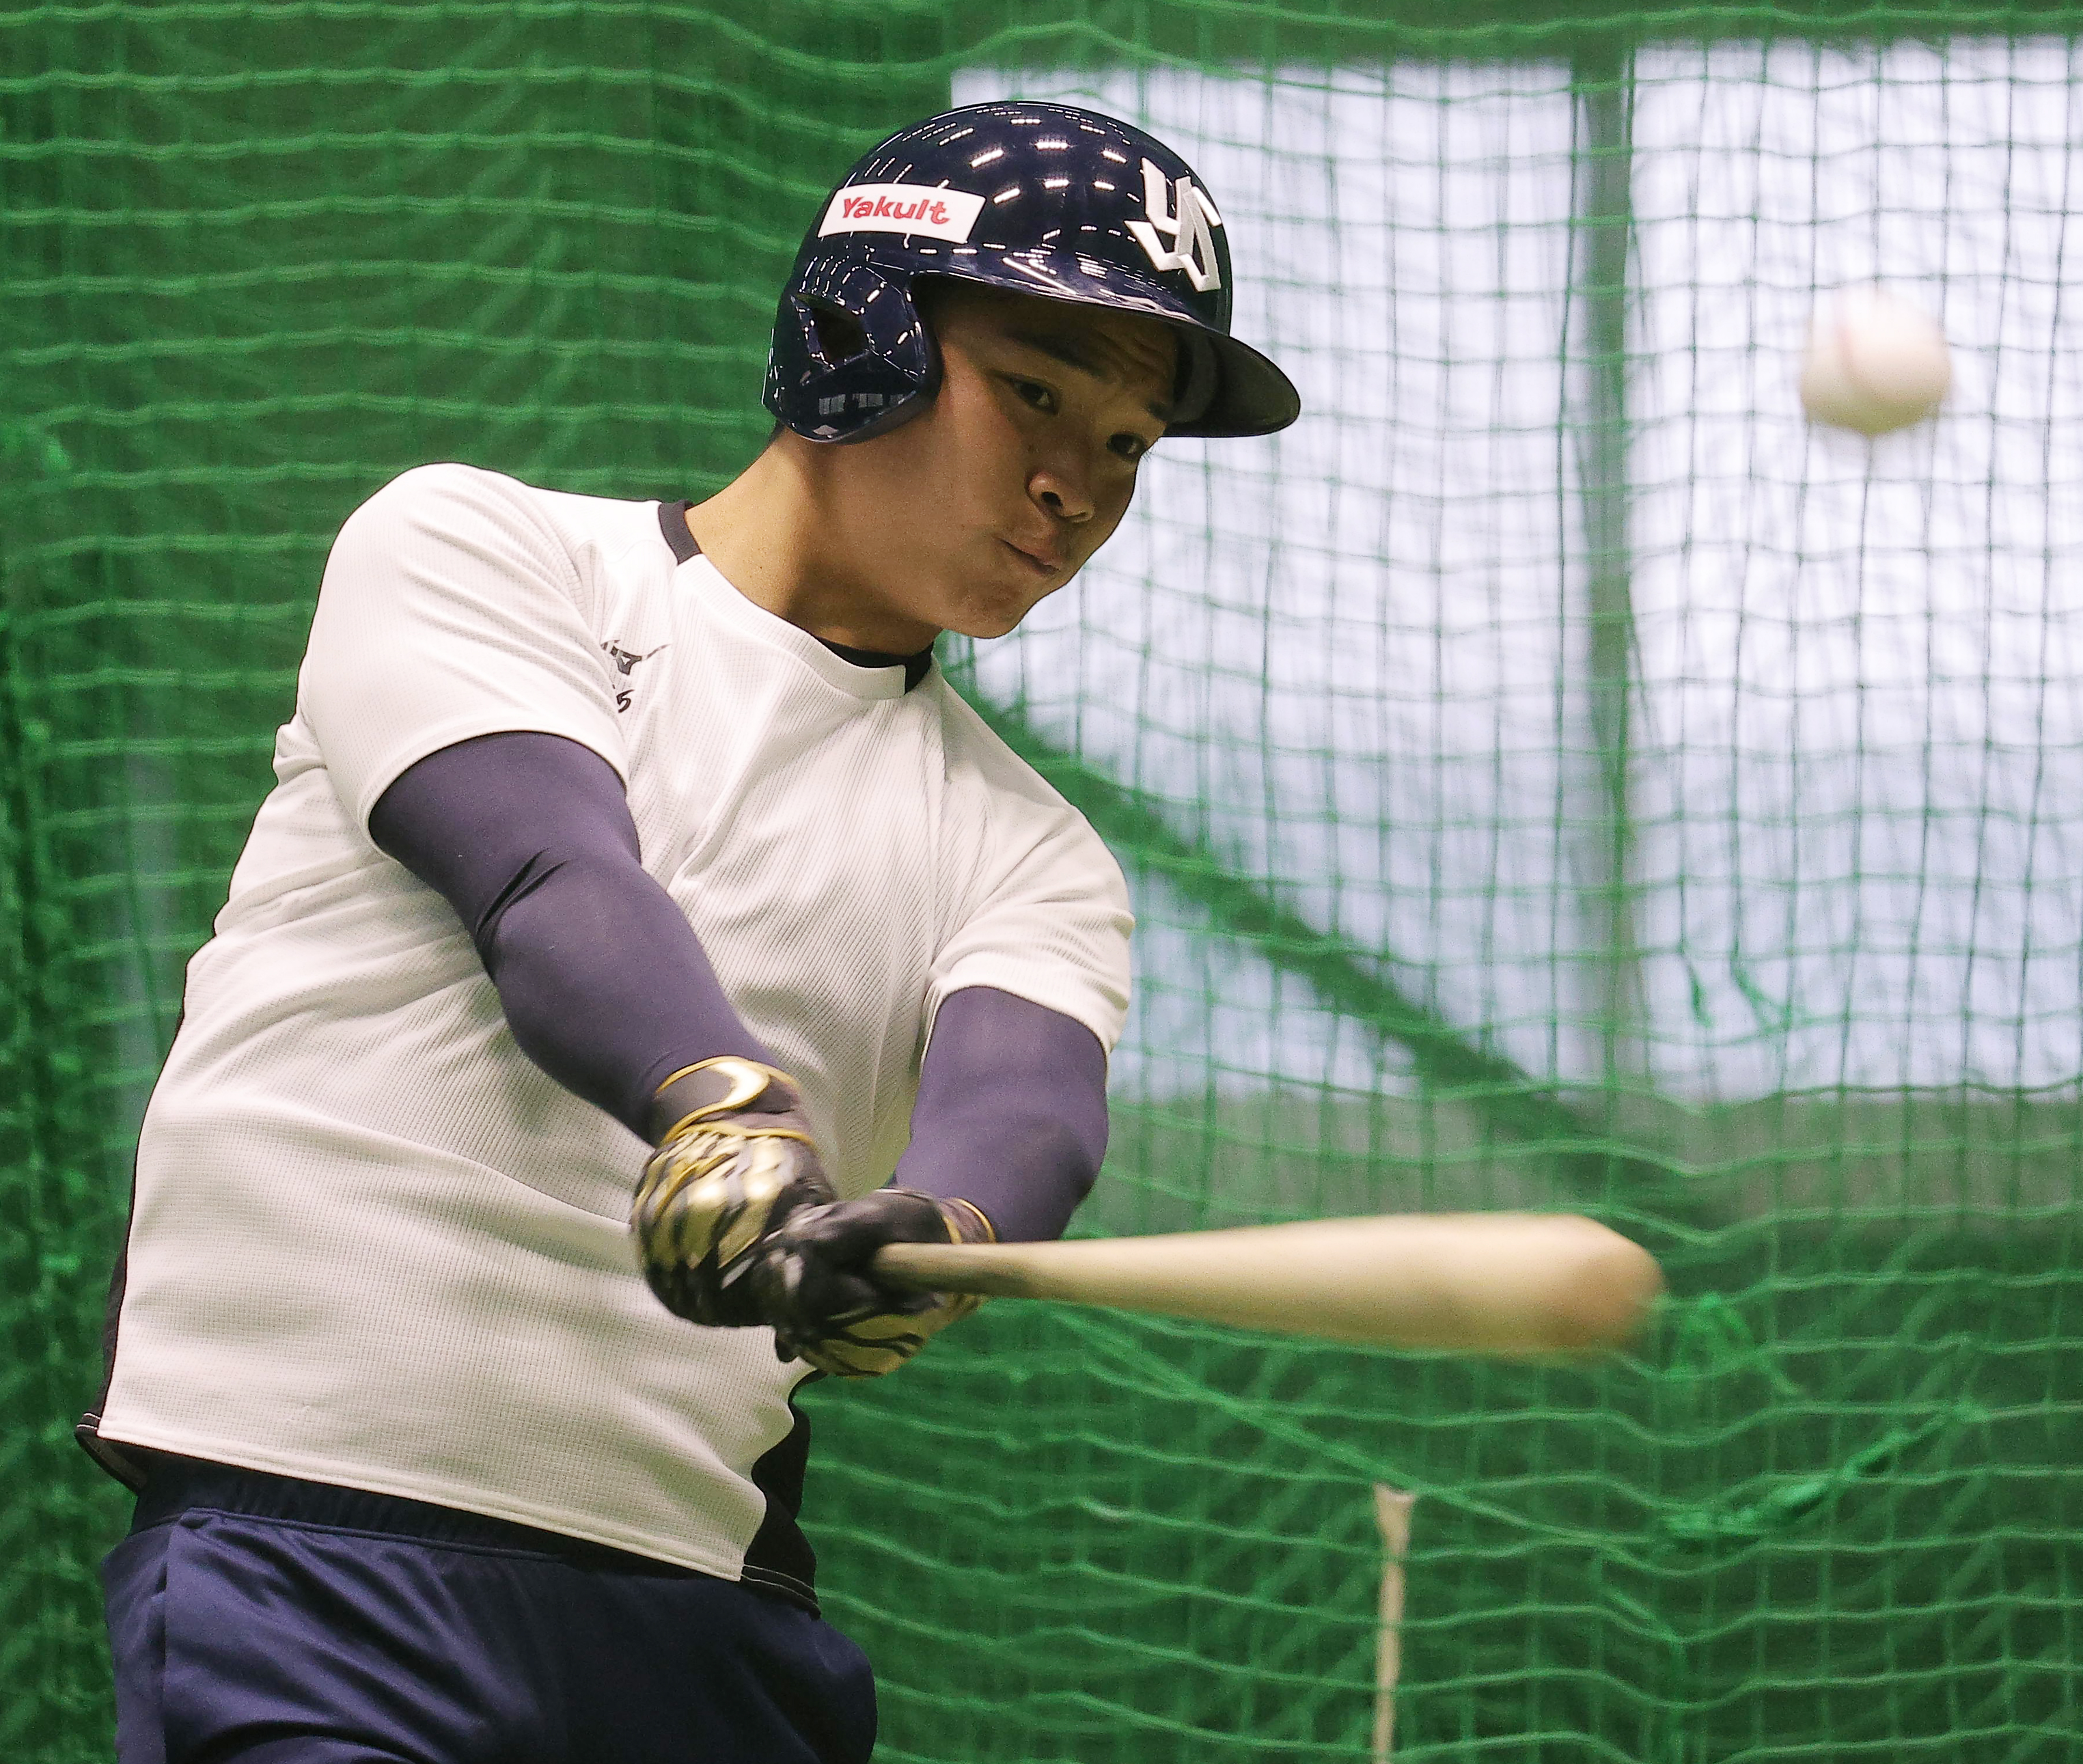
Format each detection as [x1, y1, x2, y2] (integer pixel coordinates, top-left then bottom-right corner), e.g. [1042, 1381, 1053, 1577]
[1007, 377, 1058, 414]
[1110, 432, 1153, 462]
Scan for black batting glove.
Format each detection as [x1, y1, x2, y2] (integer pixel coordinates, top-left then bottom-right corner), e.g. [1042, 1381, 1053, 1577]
[761, 1189, 996, 1378]
[631, 1056, 836, 1328]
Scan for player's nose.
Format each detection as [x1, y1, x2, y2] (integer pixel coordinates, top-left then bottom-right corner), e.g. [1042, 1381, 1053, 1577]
[1029, 463, 1095, 525]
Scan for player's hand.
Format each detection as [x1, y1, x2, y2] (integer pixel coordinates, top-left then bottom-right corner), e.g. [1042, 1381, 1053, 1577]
[631, 1056, 836, 1328]
[760, 1189, 997, 1378]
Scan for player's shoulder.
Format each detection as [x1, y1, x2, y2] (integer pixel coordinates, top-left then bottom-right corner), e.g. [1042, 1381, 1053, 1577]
[347, 460, 540, 526]
[928, 681, 1122, 868]
[340, 462, 670, 567]
[930, 678, 1067, 808]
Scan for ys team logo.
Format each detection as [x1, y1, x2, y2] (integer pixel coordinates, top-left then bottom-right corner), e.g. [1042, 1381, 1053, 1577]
[1126, 158, 1223, 293]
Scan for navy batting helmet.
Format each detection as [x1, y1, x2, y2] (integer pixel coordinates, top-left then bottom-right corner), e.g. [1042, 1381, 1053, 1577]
[764, 101, 1301, 443]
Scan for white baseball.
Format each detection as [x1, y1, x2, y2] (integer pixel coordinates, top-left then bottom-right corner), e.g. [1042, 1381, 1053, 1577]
[1799, 288, 1952, 436]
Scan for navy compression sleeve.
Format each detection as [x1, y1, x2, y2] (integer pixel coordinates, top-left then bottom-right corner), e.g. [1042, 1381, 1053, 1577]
[368, 732, 769, 1136]
[369, 730, 1108, 1237]
[892, 987, 1109, 1242]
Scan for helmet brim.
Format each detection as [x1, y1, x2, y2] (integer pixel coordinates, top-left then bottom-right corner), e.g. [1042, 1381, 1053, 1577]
[904, 243, 1301, 440]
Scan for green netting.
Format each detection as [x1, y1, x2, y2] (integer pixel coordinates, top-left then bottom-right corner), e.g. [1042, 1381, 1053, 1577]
[6, 3, 2082, 1759]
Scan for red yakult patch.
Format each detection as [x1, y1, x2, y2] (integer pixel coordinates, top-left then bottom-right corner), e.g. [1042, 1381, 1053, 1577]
[819, 183, 985, 244]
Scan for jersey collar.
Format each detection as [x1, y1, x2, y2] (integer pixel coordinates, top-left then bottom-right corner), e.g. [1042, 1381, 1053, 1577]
[658, 499, 934, 692]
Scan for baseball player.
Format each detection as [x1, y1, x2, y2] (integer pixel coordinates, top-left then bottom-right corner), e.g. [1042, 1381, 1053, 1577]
[82, 100, 1299, 1763]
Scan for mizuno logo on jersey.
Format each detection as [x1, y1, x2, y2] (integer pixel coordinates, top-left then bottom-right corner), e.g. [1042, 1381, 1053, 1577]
[602, 640, 667, 713]
[1126, 159, 1223, 293]
[819, 184, 986, 243]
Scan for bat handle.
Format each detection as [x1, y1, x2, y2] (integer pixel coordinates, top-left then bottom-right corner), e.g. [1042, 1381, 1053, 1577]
[873, 1240, 1041, 1300]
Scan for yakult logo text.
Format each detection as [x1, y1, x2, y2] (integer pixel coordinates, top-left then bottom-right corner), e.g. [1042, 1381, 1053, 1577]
[844, 194, 951, 226]
[819, 183, 985, 243]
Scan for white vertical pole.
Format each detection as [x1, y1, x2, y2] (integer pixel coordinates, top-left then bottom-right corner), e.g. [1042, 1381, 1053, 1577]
[1372, 1485, 1417, 1763]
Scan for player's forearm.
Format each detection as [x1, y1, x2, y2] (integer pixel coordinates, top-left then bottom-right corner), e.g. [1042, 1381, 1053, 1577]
[481, 852, 771, 1130]
[891, 986, 1108, 1242]
[369, 731, 769, 1136]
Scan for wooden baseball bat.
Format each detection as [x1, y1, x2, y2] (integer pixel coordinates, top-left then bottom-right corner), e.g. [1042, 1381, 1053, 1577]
[874, 1213, 1662, 1356]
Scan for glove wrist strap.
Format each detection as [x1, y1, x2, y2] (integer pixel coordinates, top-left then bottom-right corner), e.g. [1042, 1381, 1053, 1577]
[935, 1195, 999, 1246]
[648, 1055, 802, 1146]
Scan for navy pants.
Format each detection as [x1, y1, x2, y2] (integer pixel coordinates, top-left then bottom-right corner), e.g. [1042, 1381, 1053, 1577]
[101, 1457, 876, 1764]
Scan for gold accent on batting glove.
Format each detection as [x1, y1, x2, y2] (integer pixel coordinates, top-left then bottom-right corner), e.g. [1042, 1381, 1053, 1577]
[631, 1055, 834, 1328]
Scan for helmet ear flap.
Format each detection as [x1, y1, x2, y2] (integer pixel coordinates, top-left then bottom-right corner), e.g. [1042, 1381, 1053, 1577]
[804, 301, 869, 368]
[763, 260, 941, 443]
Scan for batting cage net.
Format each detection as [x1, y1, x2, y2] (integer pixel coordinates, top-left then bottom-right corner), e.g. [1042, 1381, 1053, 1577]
[5, 3, 2080, 1758]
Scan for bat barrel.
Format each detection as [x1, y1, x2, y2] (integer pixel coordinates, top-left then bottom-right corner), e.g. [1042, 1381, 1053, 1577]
[875, 1214, 1662, 1357]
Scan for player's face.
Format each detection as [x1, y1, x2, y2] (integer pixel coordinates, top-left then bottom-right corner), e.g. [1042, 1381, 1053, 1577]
[846, 285, 1177, 640]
